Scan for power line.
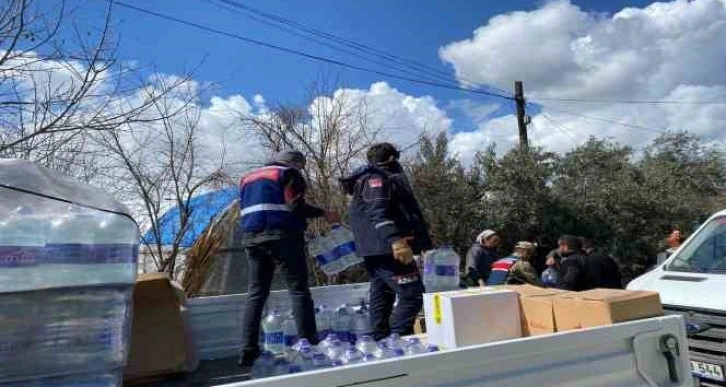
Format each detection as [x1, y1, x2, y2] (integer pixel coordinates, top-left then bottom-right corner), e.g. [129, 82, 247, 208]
[533, 96, 726, 106]
[107, 0, 513, 101]
[202, 0, 465, 88]
[540, 113, 579, 145]
[204, 0, 512, 98]
[537, 104, 668, 134]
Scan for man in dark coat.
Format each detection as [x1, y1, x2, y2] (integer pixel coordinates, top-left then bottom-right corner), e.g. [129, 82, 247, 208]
[581, 237, 623, 289]
[340, 143, 433, 340]
[557, 235, 588, 291]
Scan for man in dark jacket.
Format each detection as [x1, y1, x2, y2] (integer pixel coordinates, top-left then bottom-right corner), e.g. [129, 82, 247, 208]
[556, 235, 588, 291]
[340, 143, 433, 340]
[238, 150, 338, 366]
[581, 237, 623, 289]
[464, 230, 500, 286]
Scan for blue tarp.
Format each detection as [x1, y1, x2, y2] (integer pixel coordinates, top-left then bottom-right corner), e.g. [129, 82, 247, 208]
[142, 187, 238, 248]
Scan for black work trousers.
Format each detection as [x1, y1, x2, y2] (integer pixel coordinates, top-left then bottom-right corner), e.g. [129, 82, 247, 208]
[240, 236, 317, 355]
[363, 254, 424, 341]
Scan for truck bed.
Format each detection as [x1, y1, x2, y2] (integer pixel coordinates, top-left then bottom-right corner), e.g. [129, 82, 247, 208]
[157, 284, 695, 387]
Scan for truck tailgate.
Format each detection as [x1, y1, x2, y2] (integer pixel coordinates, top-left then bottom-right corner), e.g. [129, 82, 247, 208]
[221, 315, 692, 387]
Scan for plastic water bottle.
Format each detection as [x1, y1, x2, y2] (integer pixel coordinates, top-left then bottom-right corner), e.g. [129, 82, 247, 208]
[326, 341, 346, 364]
[292, 338, 311, 352]
[270, 357, 290, 377]
[250, 351, 275, 379]
[432, 246, 460, 292]
[92, 213, 139, 284]
[318, 333, 338, 353]
[45, 206, 97, 288]
[355, 335, 378, 355]
[421, 250, 436, 292]
[309, 233, 341, 275]
[289, 346, 314, 374]
[542, 267, 560, 287]
[351, 311, 372, 343]
[282, 311, 298, 351]
[361, 353, 378, 363]
[315, 306, 331, 341]
[405, 337, 428, 355]
[341, 348, 364, 365]
[373, 341, 396, 359]
[332, 306, 352, 344]
[312, 352, 330, 369]
[0, 207, 46, 292]
[385, 333, 407, 351]
[329, 225, 362, 269]
[262, 310, 285, 354]
[427, 344, 440, 353]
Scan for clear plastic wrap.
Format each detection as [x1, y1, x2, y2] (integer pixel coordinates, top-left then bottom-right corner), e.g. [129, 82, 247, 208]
[0, 159, 138, 384]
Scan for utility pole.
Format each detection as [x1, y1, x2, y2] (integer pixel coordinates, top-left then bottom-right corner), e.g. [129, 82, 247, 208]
[514, 81, 530, 152]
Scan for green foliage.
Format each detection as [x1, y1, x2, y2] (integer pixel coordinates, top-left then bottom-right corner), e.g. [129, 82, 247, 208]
[406, 132, 484, 255]
[406, 131, 726, 275]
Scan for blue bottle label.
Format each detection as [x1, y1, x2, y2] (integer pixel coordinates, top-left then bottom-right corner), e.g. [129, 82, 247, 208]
[336, 241, 356, 256]
[284, 334, 298, 347]
[315, 250, 340, 266]
[264, 331, 284, 346]
[434, 265, 457, 276]
[0, 246, 43, 267]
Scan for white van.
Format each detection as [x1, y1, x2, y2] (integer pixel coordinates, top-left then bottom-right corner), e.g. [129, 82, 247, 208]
[628, 209, 726, 386]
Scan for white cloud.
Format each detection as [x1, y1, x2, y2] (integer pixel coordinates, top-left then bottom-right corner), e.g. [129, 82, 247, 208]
[322, 82, 452, 152]
[440, 0, 726, 159]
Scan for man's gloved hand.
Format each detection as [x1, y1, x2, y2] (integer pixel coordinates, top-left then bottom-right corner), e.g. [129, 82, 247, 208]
[392, 237, 414, 265]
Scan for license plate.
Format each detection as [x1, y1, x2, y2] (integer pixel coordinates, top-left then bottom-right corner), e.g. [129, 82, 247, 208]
[692, 360, 725, 382]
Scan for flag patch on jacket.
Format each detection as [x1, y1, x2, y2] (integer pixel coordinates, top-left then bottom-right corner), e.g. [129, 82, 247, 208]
[368, 178, 383, 188]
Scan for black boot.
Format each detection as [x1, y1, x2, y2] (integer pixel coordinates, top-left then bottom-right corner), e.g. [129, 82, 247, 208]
[238, 348, 261, 368]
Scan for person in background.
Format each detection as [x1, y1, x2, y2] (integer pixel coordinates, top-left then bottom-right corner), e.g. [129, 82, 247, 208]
[556, 235, 588, 291]
[657, 228, 684, 265]
[487, 241, 540, 286]
[464, 230, 500, 286]
[237, 150, 339, 366]
[580, 237, 623, 289]
[507, 242, 542, 286]
[340, 142, 433, 341]
[545, 248, 562, 270]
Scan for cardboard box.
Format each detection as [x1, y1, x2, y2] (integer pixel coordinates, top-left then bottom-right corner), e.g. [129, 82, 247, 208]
[498, 285, 571, 336]
[124, 273, 188, 384]
[424, 289, 521, 349]
[553, 288, 664, 332]
[413, 315, 426, 335]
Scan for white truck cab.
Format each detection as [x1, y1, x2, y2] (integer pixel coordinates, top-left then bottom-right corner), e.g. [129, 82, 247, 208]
[628, 209, 726, 386]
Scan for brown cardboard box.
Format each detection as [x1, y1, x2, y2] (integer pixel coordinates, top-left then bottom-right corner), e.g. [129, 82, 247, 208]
[124, 273, 188, 384]
[553, 288, 664, 332]
[413, 315, 426, 334]
[498, 285, 571, 336]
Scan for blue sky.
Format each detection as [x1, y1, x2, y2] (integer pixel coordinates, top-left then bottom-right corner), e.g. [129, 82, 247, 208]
[64, 0, 726, 163]
[74, 1, 652, 125]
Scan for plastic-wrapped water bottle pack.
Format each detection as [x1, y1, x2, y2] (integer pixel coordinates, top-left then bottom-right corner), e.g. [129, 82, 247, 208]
[0, 160, 139, 386]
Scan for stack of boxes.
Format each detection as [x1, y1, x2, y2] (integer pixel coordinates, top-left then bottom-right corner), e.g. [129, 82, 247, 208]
[423, 285, 664, 350]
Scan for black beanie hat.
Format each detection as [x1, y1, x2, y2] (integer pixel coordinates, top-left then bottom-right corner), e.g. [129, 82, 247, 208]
[367, 143, 400, 165]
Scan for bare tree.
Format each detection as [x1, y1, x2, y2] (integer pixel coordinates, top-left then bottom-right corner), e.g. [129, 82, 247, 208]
[0, 0, 190, 180]
[242, 80, 380, 215]
[95, 80, 223, 278]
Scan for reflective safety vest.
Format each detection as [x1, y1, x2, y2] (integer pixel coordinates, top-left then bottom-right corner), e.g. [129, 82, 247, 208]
[487, 256, 518, 285]
[239, 165, 293, 233]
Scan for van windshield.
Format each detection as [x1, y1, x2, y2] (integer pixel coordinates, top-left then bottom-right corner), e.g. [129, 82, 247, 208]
[667, 216, 726, 273]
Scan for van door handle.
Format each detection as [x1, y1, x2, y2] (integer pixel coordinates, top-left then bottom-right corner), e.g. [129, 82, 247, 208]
[660, 334, 680, 383]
